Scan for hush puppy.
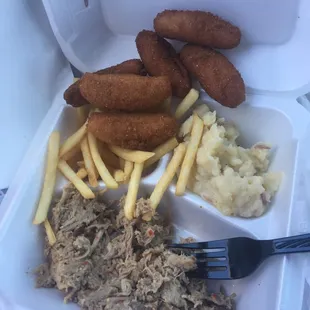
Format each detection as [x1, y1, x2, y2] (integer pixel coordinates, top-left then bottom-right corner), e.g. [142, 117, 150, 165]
[79, 73, 171, 112]
[64, 59, 146, 108]
[180, 44, 245, 108]
[154, 10, 241, 49]
[136, 30, 191, 98]
[95, 59, 146, 76]
[88, 112, 178, 151]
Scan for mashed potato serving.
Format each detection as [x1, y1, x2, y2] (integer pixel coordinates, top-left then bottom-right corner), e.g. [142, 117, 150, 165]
[179, 105, 282, 217]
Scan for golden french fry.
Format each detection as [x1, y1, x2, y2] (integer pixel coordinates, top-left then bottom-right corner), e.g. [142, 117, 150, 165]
[176, 114, 204, 196]
[88, 133, 118, 189]
[98, 142, 120, 169]
[144, 143, 186, 221]
[81, 137, 98, 187]
[124, 162, 144, 220]
[44, 219, 56, 246]
[124, 161, 134, 179]
[76, 167, 88, 179]
[114, 169, 126, 182]
[58, 159, 95, 199]
[59, 122, 87, 158]
[175, 89, 199, 119]
[144, 138, 179, 169]
[109, 145, 154, 164]
[33, 132, 60, 225]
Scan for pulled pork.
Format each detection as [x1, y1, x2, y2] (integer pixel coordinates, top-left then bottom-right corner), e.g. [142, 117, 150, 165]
[35, 187, 234, 309]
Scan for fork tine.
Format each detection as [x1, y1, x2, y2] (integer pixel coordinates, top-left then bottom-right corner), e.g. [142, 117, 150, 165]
[193, 250, 227, 259]
[196, 261, 227, 268]
[187, 269, 230, 279]
[169, 239, 227, 249]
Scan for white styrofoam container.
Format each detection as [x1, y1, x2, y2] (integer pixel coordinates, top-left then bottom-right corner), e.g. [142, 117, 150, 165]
[1, 85, 310, 310]
[1, 0, 310, 309]
[0, 0, 67, 189]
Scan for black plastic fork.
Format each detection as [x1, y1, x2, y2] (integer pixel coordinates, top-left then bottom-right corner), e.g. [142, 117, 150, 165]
[169, 233, 310, 279]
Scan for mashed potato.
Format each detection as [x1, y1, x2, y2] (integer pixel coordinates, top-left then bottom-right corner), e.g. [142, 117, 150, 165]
[179, 105, 282, 218]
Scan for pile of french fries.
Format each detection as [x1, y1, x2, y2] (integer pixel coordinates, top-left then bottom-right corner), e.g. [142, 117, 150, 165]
[33, 85, 202, 244]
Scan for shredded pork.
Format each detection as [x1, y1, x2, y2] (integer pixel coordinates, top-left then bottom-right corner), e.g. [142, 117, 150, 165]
[35, 187, 234, 309]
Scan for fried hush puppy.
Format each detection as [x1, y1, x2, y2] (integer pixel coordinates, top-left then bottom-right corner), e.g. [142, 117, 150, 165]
[136, 30, 191, 98]
[79, 73, 171, 112]
[63, 81, 89, 108]
[180, 44, 245, 108]
[64, 59, 146, 108]
[88, 112, 178, 151]
[95, 59, 146, 76]
[154, 10, 241, 49]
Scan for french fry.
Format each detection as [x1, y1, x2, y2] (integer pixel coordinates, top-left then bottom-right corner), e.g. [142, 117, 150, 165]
[143, 143, 186, 221]
[124, 161, 134, 179]
[175, 114, 204, 196]
[114, 169, 126, 182]
[109, 145, 154, 164]
[76, 167, 88, 179]
[77, 162, 99, 179]
[98, 142, 120, 169]
[124, 162, 144, 220]
[144, 138, 179, 169]
[33, 132, 60, 225]
[58, 159, 95, 199]
[59, 122, 87, 158]
[81, 137, 98, 187]
[88, 133, 118, 189]
[44, 219, 56, 246]
[175, 89, 199, 119]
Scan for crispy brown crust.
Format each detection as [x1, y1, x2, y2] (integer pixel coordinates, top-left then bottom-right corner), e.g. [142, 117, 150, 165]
[154, 10, 241, 49]
[88, 112, 178, 151]
[136, 30, 191, 98]
[79, 73, 171, 112]
[180, 44, 245, 108]
[63, 81, 89, 108]
[63, 59, 146, 108]
[95, 59, 146, 76]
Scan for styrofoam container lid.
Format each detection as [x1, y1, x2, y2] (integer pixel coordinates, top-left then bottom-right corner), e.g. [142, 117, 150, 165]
[0, 0, 67, 189]
[1, 0, 310, 309]
[42, 0, 310, 96]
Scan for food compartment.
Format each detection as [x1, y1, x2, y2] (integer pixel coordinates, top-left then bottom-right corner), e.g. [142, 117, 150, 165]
[0, 84, 309, 310]
[171, 94, 302, 239]
[40, 91, 309, 241]
[0, 171, 285, 310]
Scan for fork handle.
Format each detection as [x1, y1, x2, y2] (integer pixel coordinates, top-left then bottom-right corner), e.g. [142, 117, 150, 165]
[271, 233, 310, 254]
